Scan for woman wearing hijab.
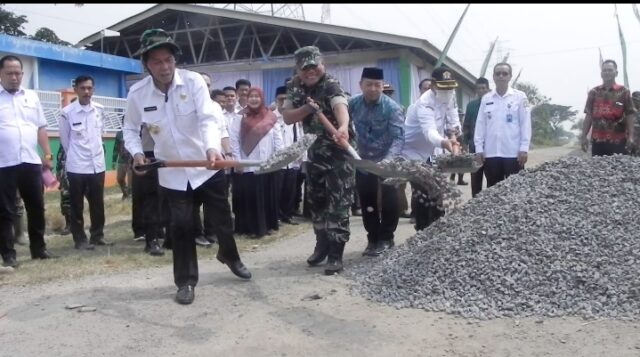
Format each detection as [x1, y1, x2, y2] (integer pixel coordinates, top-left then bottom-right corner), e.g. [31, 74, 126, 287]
[229, 87, 284, 238]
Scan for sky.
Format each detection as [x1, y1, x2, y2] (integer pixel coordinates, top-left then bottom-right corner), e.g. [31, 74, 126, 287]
[5, 3, 640, 119]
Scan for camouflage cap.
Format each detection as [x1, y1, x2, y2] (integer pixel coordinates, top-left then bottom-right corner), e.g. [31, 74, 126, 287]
[294, 46, 322, 69]
[133, 28, 181, 57]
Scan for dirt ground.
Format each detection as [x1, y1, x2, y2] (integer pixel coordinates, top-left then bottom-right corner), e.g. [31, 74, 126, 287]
[1, 146, 639, 357]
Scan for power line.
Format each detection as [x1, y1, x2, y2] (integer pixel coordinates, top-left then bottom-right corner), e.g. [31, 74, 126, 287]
[4, 5, 101, 28]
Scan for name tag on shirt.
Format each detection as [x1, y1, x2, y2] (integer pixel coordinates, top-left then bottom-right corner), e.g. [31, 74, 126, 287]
[72, 122, 82, 126]
[144, 106, 158, 112]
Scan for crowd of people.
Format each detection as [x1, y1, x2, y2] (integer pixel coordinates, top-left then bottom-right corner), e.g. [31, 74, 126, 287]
[1, 27, 636, 305]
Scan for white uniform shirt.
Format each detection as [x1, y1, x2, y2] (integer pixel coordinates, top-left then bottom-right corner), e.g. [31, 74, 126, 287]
[59, 100, 106, 174]
[402, 89, 460, 161]
[213, 101, 229, 139]
[274, 108, 304, 169]
[474, 87, 531, 158]
[223, 109, 241, 133]
[0, 86, 47, 168]
[234, 102, 245, 114]
[229, 112, 284, 173]
[123, 69, 223, 191]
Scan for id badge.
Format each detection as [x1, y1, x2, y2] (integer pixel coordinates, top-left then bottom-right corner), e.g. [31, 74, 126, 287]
[506, 114, 513, 123]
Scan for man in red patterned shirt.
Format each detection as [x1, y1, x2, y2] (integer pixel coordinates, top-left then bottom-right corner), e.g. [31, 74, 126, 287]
[581, 59, 636, 156]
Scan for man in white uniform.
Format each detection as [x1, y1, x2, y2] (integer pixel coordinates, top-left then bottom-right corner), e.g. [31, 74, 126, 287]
[402, 66, 459, 230]
[474, 62, 531, 187]
[59, 75, 112, 250]
[0, 55, 57, 267]
[124, 29, 251, 305]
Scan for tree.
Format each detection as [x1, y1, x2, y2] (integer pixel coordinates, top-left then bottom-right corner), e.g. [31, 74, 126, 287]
[515, 81, 577, 146]
[31, 27, 71, 46]
[0, 5, 28, 37]
[0, 5, 72, 46]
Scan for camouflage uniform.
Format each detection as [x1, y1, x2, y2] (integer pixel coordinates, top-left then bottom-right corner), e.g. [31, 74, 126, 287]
[284, 47, 355, 273]
[112, 130, 132, 198]
[55, 145, 72, 233]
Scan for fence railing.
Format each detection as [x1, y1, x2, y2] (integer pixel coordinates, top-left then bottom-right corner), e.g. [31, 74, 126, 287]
[36, 90, 126, 132]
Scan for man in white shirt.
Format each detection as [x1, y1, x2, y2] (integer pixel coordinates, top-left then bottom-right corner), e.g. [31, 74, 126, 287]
[402, 66, 458, 230]
[0, 55, 57, 267]
[222, 86, 242, 146]
[124, 29, 251, 305]
[59, 75, 112, 250]
[234, 79, 251, 114]
[474, 62, 531, 188]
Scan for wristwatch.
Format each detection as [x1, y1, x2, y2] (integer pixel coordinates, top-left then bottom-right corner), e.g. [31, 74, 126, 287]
[44, 154, 53, 160]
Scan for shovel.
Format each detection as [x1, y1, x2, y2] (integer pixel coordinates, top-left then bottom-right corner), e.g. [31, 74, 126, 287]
[432, 141, 482, 174]
[316, 111, 361, 160]
[133, 133, 317, 175]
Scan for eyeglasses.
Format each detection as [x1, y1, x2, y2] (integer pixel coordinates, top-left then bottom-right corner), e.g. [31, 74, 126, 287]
[494, 71, 510, 77]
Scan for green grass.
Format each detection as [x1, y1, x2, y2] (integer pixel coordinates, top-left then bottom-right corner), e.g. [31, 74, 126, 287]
[0, 186, 309, 286]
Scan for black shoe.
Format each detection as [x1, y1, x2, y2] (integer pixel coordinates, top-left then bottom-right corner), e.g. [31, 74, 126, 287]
[74, 241, 95, 250]
[217, 255, 252, 279]
[351, 209, 362, 216]
[362, 241, 378, 256]
[162, 239, 172, 250]
[175, 285, 195, 305]
[195, 236, 211, 247]
[31, 249, 59, 260]
[375, 240, 395, 255]
[144, 240, 165, 256]
[90, 238, 114, 246]
[2, 257, 18, 268]
[324, 259, 343, 275]
[324, 241, 345, 275]
[457, 180, 468, 186]
[205, 235, 217, 244]
[281, 217, 299, 225]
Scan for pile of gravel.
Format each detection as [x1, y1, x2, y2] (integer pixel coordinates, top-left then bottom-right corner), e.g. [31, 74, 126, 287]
[351, 155, 640, 320]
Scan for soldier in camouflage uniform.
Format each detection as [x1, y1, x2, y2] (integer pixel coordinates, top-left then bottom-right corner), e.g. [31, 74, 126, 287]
[282, 46, 355, 275]
[349, 67, 405, 257]
[112, 123, 133, 200]
[55, 145, 71, 235]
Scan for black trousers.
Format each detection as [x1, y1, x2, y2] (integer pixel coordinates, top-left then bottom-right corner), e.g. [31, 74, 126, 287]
[294, 169, 305, 215]
[356, 171, 399, 243]
[263, 170, 282, 231]
[483, 157, 522, 188]
[411, 160, 444, 231]
[592, 141, 627, 156]
[67, 171, 105, 243]
[470, 165, 484, 198]
[162, 171, 240, 288]
[279, 168, 299, 220]
[131, 165, 162, 243]
[193, 200, 215, 238]
[0, 163, 46, 259]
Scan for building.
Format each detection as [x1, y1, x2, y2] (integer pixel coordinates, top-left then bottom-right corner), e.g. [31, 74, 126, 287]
[76, 4, 477, 108]
[0, 33, 142, 179]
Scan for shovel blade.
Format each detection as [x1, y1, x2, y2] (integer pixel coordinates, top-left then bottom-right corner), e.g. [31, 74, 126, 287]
[255, 133, 317, 174]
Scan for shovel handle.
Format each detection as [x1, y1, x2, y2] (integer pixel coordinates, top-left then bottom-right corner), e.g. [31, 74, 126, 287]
[316, 111, 361, 160]
[133, 159, 263, 173]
